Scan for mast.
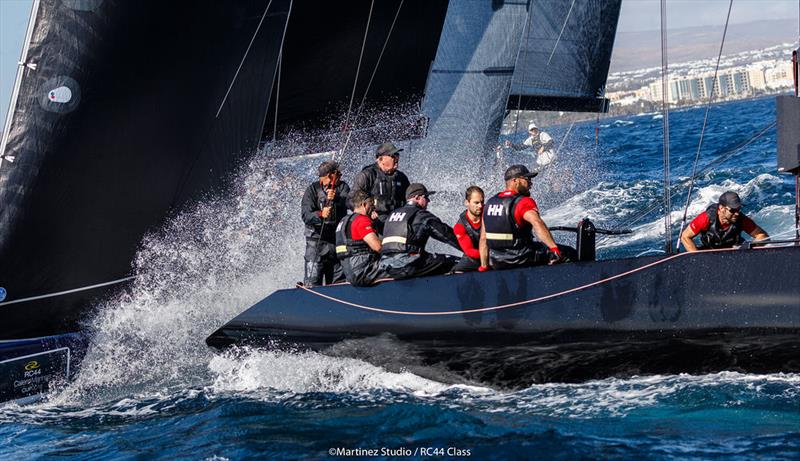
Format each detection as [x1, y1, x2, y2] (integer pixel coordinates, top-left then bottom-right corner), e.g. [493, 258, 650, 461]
[659, 0, 672, 254]
[0, 0, 41, 168]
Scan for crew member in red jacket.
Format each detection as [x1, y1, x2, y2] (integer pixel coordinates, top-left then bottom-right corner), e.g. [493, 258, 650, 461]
[452, 186, 484, 272]
[680, 190, 769, 252]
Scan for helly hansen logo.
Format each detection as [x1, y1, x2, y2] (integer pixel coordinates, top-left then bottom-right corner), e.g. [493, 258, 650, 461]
[486, 204, 504, 217]
[388, 212, 406, 222]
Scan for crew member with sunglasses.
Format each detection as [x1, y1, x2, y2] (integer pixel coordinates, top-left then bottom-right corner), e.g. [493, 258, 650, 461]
[479, 165, 576, 270]
[680, 190, 769, 252]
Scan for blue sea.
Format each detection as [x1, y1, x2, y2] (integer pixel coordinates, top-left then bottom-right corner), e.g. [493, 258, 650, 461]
[2, 96, 798, 460]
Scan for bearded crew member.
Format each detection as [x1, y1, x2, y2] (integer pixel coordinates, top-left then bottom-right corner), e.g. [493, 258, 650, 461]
[680, 190, 769, 252]
[379, 183, 461, 279]
[451, 186, 484, 273]
[479, 165, 576, 270]
[335, 191, 388, 286]
[350, 142, 411, 231]
[300, 161, 350, 287]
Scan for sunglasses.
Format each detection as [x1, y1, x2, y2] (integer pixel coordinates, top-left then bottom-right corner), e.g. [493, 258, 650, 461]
[725, 207, 741, 214]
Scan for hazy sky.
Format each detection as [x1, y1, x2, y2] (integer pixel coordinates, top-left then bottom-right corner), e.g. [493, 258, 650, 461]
[1, 0, 799, 123]
[616, 0, 800, 32]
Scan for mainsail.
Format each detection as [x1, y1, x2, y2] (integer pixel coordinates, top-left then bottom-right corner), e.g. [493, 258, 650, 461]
[417, 0, 622, 159]
[508, 0, 623, 113]
[0, 0, 291, 338]
[0, 0, 450, 339]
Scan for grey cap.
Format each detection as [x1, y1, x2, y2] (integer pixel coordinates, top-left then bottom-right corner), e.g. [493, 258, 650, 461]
[318, 160, 339, 177]
[405, 182, 436, 199]
[718, 191, 742, 209]
[504, 164, 539, 181]
[375, 142, 403, 158]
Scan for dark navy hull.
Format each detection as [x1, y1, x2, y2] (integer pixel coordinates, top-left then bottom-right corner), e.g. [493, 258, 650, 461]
[207, 246, 800, 386]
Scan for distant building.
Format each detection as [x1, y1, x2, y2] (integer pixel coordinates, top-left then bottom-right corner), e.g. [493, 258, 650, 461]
[748, 66, 767, 90]
[765, 61, 794, 89]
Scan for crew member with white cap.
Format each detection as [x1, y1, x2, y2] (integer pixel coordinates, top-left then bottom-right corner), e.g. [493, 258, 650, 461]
[504, 122, 556, 167]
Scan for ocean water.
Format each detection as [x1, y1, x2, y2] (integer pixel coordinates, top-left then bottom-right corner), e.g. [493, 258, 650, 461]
[1, 96, 798, 460]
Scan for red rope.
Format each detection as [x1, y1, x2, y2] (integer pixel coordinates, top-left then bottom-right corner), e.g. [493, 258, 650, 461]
[293, 250, 728, 316]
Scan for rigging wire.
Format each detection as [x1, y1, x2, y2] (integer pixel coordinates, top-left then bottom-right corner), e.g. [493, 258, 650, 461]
[339, 0, 405, 156]
[216, 0, 274, 119]
[596, 120, 777, 247]
[272, 0, 294, 143]
[547, 0, 576, 66]
[675, 0, 734, 251]
[337, 0, 375, 159]
[510, 4, 533, 135]
[659, 0, 672, 254]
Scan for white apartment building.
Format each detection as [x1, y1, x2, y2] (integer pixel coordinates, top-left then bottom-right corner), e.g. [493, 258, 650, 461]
[765, 61, 794, 89]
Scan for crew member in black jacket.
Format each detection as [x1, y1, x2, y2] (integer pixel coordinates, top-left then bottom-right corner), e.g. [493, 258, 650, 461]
[379, 183, 461, 279]
[350, 142, 411, 231]
[300, 160, 350, 286]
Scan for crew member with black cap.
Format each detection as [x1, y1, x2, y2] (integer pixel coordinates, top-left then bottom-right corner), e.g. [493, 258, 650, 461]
[479, 164, 576, 270]
[379, 183, 461, 279]
[335, 190, 387, 286]
[300, 160, 350, 286]
[350, 142, 411, 231]
[680, 190, 769, 252]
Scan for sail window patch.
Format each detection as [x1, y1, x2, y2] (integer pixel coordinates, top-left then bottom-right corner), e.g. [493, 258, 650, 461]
[48, 86, 72, 104]
[0, 287, 6, 302]
[38, 77, 81, 114]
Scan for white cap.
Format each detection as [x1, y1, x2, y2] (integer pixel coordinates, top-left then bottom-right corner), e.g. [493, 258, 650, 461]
[528, 122, 538, 130]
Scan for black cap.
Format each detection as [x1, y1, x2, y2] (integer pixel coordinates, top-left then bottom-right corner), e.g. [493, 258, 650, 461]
[318, 160, 339, 177]
[405, 182, 436, 199]
[718, 191, 742, 209]
[375, 142, 403, 158]
[504, 164, 539, 181]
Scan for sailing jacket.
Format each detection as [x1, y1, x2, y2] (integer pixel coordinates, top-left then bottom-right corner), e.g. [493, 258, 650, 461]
[483, 192, 537, 266]
[351, 164, 410, 220]
[301, 180, 350, 244]
[698, 204, 748, 249]
[380, 204, 460, 256]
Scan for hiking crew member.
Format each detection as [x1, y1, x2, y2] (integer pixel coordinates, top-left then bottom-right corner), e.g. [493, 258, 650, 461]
[335, 191, 387, 286]
[379, 183, 461, 279]
[350, 142, 411, 232]
[300, 161, 350, 287]
[504, 122, 555, 167]
[680, 191, 769, 252]
[479, 165, 576, 270]
[452, 186, 484, 273]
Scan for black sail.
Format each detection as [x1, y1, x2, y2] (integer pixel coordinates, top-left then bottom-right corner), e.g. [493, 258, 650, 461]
[0, 0, 291, 339]
[0, 0, 450, 340]
[508, 0, 623, 112]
